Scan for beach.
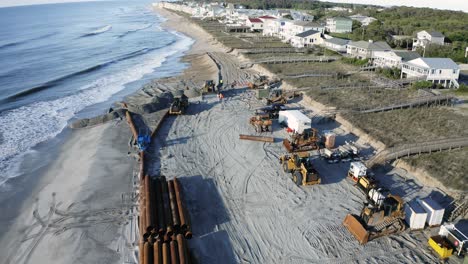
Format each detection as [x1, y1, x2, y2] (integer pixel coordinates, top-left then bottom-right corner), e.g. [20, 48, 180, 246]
[0, 4, 460, 264]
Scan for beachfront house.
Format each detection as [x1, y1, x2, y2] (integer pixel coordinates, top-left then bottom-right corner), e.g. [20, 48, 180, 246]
[263, 18, 287, 37]
[401, 58, 460, 88]
[291, 30, 323, 48]
[412, 30, 445, 50]
[246, 17, 264, 32]
[349, 14, 377, 26]
[373, 50, 420, 69]
[290, 11, 314, 21]
[322, 37, 350, 53]
[326, 17, 352, 33]
[281, 21, 325, 43]
[346, 40, 391, 59]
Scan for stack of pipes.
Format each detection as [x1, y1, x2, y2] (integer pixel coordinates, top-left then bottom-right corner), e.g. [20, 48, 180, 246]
[139, 176, 192, 264]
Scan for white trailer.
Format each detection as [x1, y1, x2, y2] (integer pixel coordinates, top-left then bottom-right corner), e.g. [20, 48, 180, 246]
[405, 200, 428, 230]
[418, 197, 445, 227]
[278, 110, 311, 134]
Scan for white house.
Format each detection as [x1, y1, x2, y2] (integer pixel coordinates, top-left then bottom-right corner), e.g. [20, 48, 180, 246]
[291, 30, 323, 48]
[401, 58, 460, 88]
[246, 17, 264, 32]
[323, 37, 350, 53]
[412, 30, 445, 50]
[263, 18, 288, 37]
[291, 10, 314, 21]
[326, 17, 353, 33]
[281, 21, 324, 43]
[346, 40, 391, 59]
[373, 50, 420, 68]
[349, 14, 377, 26]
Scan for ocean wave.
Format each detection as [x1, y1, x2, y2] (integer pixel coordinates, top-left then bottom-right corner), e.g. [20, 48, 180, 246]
[0, 45, 178, 103]
[0, 32, 57, 50]
[0, 33, 194, 187]
[117, 23, 154, 38]
[80, 25, 112, 37]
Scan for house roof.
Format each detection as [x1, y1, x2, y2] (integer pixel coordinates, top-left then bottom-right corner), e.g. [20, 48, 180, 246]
[248, 18, 263, 23]
[428, 31, 445, 38]
[393, 50, 420, 62]
[406, 58, 459, 69]
[296, 29, 320, 38]
[325, 37, 350, 46]
[348, 40, 391, 50]
[332, 17, 352, 22]
[259, 15, 276, 19]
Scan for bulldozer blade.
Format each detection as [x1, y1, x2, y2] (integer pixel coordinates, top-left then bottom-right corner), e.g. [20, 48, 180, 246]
[343, 214, 369, 245]
[283, 139, 293, 152]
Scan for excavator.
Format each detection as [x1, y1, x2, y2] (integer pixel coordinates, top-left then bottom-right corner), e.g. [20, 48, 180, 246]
[169, 92, 189, 115]
[247, 75, 281, 89]
[343, 194, 406, 244]
[202, 80, 216, 94]
[280, 152, 320, 186]
[283, 128, 320, 152]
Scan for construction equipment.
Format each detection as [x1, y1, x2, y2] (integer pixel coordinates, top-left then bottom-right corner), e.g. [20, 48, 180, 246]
[255, 103, 285, 119]
[248, 75, 281, 89]
[249, 114, 273, 132]
[428, 235, 454, 259]
[439, 223, 468, 257]
[280, 152, 320, 186]
[343, 194, 406, 244]
[169, 92, 189, 115]
[202, 80, 216, 93]
[137, 128, 151, 152]
[283, 128, 320, 152]
[267, 89, 301, 105]
[348, 161, 368, 182]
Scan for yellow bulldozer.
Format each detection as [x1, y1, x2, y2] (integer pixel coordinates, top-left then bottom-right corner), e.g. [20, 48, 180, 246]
[280, 152, 321, 186]
[283, 128, 320, 152]
[343, 194, 406, 245]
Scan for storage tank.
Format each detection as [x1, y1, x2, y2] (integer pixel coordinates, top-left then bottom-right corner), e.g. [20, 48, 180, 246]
[323, 131, 336, 149]
[418, 197, 445, 227]
[404, 200, 427, 230]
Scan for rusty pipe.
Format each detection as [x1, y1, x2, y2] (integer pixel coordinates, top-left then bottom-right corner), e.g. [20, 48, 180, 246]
[160, 176, 173, 236]
[125, 110, 138, 142]
[176, 234, 188, 264]
[168, 180, 181, 230]
[139, 241, 145, 264]
[170, 240, 179, 264]
[145, 175, 154, 233]
[173, 178, 189, 230]
[140, 152, 145, 181]
[162, 242, 170, 264]
[143, 242, 152, 264]
[184, 230, 193, 239]
[155, 177, 165, 235]
[154, 240, 162, 264]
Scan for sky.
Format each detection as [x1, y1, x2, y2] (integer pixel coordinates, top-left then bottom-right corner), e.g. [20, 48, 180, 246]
[320, 0, 468, 12]
[0, 0, 107, 8]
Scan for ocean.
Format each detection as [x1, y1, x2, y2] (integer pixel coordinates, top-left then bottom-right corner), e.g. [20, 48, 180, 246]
[0, 0, 193, 188]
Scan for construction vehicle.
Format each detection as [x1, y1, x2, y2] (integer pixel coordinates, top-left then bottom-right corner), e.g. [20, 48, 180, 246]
[280, 152, 320, 186]
[169, 91, 189, 115]
[428, 235, 454, 260]
[347, 161, 378, 194]
[249, 114, 273, 132]
[343, 194, 406, 245]
[248, 75, 281, 89]
[283, 128, 320, 152]
[202, 80, 216, 93]
[437, 223, 468, 257]
[255, 103, 285, 119]
[266, 89, 301, 105]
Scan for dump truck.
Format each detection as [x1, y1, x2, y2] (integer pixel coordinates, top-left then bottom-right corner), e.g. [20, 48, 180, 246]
[249, 114, 273, 133]
[343, 194, 406, 245]
[202, 80, 216, 93]
[169, 92, 189, 115]
[428, 235, 454, 260]
[280, 152, 320, 186]
[283, 128, 320, 152]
